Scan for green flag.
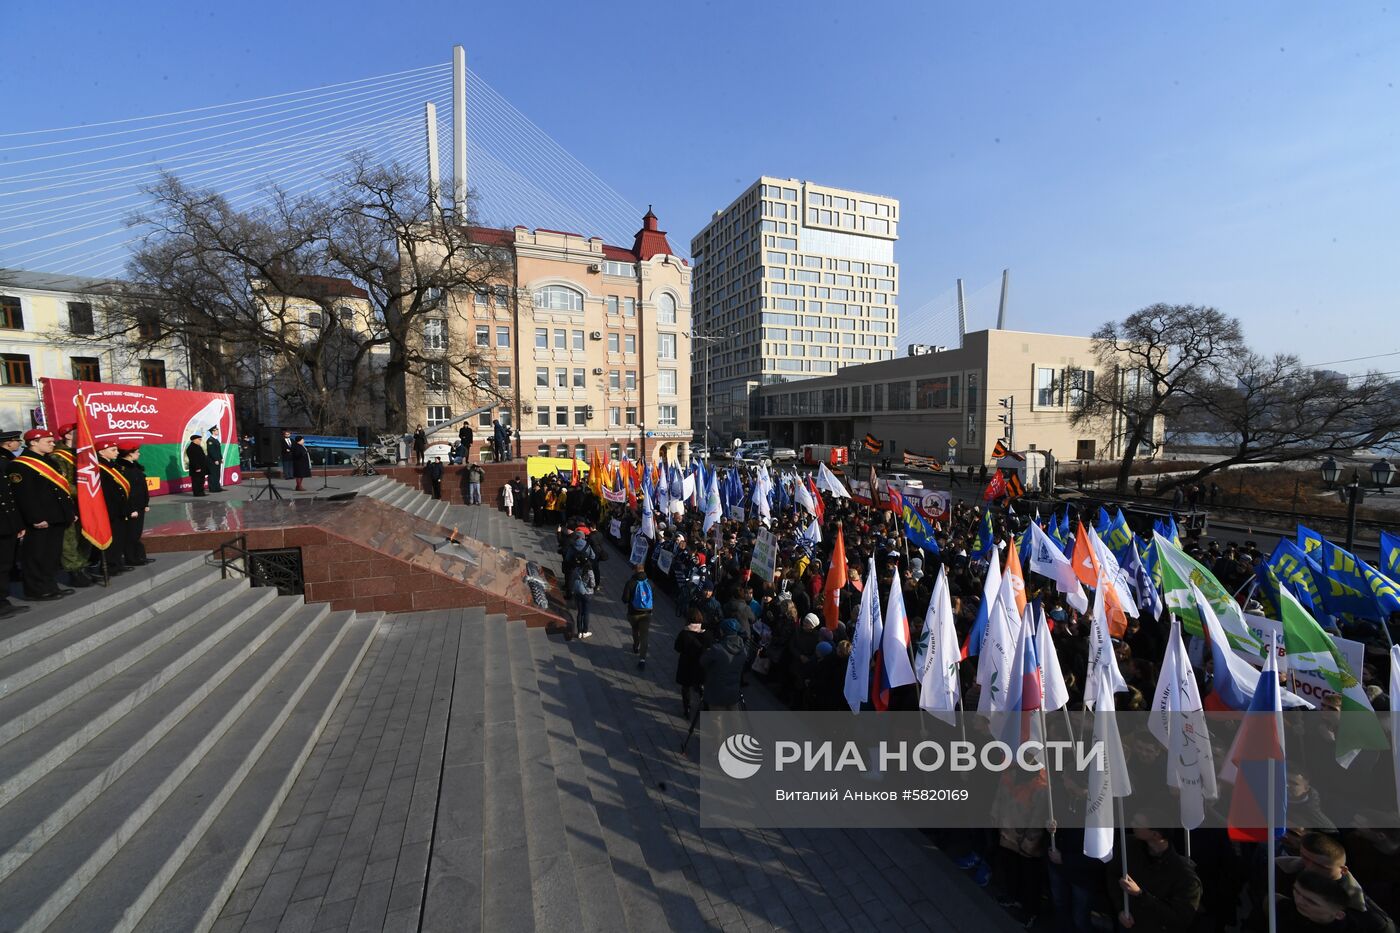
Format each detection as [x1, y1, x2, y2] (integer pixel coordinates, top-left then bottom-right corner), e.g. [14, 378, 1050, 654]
[1270, 568, 1387, 765]
[1153, 532, 1263, 660]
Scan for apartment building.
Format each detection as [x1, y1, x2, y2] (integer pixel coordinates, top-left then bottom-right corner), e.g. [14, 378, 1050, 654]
[0, 270, 188, 430]
[690, 177, 899, 445]
[403, 211, 693, 464]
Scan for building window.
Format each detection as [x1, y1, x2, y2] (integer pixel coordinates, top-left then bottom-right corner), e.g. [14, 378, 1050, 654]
[536, 367, 549, 387]
[556, 444, 569, 458]
[607, 333, 620, 353]
[606, 296, 619, 315]
[478, 410, 491, 427]
[0, 296, 23, 330]
[572, 329, 584, 351]
[625, 406, 637, 425]
[658, 369, 676, 395]
[496, 326, 511, 348]
[553, 328, 567, 349]
[1067, 369, 1095, 408]
[139, 359, 165, 388]
[657, 333, 676, 360]
[497, 409, 511, 427]
[626, 442, 637, 459]
[427, 405, 451, 428]
[608, 370, 620, 389]
[555, 368, 568, 388]
[572, 368, 585, 388]
[574, 406, 587, 425]
[623, 298, 635, 317]
[537, 409, 550, 427]
[70, 356, 101, 382]
[534, 285, 584, 312]
[624, 334, 636, 354]
[657, 293, 677, 325]
[496, 368, 511, 388]
[537, 444, 551, 457]
[67, 302, 95, 335]
[574, 444, 587, 461]
[424, 319, 447, 350]
[602, 260, 636, 277]
[493, 286, 509, 308]
[475, 325, 490, 347]
[306, 311, 323, 329]
[338, 306, 355, 324]
[658, 405, 678, 427]
[610, 443, 621, 460]
[425, 362, 448, 391]
[609, 406, 621, 426]
[1035, 367, 1062, 408]
[535, 327, 548, 349]
[625, 371, 636, 390]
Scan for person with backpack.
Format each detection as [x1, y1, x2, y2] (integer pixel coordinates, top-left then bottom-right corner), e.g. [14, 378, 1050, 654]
[621, 563, 654, 670]
[567, 534, 597, 639]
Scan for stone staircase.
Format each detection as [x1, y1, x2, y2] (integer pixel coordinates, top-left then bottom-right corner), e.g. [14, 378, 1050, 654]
[0, 553, 380, 932]
[357, 475, 534, 562]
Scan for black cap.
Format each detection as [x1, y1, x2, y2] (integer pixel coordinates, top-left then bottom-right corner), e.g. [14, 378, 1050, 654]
[0, 430, 20, 442]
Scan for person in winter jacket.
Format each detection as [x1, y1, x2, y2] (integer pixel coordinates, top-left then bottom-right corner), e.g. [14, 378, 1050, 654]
[621, 563, 653, 669]
[700, 617, 747, 710]
[291, 435, 313, 491]
[674, 609, 708, 717]
[1110, 818, 1202, 933]
[566, 535, 596, 639]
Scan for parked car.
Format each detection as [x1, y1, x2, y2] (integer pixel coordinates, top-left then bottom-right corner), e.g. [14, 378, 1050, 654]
[882, 472, 925, 494]
[771, 447, 797, 462]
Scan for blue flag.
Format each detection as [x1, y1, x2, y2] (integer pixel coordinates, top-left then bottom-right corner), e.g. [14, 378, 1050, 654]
[1267, 539, 1323, 617]
[1318, 538, 1386, 620]
[1297, 524, 1324, 556]
[893, 492, 941, 556]
[1381, 531, 1400, 581]
[1357, 557, 1400, 617]
[973, 510, 996, 559]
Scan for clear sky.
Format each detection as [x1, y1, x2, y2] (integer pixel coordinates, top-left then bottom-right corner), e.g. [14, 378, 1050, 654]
[2, 1, 1396, 373]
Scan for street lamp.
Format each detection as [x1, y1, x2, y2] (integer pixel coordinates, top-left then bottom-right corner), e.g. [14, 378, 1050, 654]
[1327, 468, 1366, 552]
[1320, 456, 1341, 488]
[1370, 458, 1395, 495]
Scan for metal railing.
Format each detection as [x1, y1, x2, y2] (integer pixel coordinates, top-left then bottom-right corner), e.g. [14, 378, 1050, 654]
[214, 534, 249, 581]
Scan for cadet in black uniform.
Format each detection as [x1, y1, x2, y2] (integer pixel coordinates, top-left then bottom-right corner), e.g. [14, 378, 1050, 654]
[0, 430, 30, 618]
[0, 430, 22, 589]
[7, 429, 76, 600]
[117, 445, 153, 566]
[88, 440, 132, 575]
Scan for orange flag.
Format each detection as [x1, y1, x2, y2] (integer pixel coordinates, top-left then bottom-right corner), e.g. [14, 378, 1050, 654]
[1070, 520, 1101, 589]
[74, 391, 113, 550]
[1003, 533, 1028, 619]
[823, 525, 848, 631]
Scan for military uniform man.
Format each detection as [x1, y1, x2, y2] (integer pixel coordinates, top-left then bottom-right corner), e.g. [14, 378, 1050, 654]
[0, 430, 22, 587]
[205, 426, 224, 493]
[7, 429, 76, 601]
[88, 441, 133, 575]
[47, 423, 93, 587]
[116, 445, 153, 567]
[0, 430, 30, 619]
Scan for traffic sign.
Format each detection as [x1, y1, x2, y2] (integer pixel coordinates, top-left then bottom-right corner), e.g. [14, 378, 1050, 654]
[947, 437, 958, 447]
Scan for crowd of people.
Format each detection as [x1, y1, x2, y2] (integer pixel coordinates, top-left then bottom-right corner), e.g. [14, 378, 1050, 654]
[0, 424, 155, 616]
[506, 457, 1398, 933]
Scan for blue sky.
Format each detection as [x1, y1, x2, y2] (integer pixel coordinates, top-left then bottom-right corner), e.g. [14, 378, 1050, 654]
[2, 1, 1396, 372]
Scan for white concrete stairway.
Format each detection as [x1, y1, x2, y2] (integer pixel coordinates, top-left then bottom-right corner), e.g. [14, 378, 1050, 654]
[0, 553, 381, 933]
[357, 475, 532, 559]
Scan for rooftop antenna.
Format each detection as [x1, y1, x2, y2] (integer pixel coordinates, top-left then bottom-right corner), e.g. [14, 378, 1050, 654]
[996, 268, 1010, 329]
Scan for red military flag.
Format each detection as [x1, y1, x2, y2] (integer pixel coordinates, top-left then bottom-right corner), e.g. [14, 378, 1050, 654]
[982, 469, 1007, 502]
[74, 391, 113, 550]
[823, 526, 848, 631]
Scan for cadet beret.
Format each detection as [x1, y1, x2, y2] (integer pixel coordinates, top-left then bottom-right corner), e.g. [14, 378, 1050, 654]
[97, 440, 118, 451]
[23, 429, 53, 441]
[53, 423, 76, 437]
[118, 444, 141, 454]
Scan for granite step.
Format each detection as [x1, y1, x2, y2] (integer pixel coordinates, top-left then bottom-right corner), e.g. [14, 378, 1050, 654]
[0, 602, 339, 930]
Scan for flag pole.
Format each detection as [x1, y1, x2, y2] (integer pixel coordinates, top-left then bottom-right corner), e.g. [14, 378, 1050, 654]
[1184, 829, 1191, 859]
[1117, 797, 1130, 919]
[1267, 758, 1277, 933]
[1038, 705, 1058, 852]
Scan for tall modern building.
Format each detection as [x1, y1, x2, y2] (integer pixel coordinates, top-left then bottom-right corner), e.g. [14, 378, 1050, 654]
[689, 177, 899, 446]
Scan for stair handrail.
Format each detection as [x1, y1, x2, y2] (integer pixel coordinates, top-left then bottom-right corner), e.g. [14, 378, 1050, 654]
[214, 533, 250, 581]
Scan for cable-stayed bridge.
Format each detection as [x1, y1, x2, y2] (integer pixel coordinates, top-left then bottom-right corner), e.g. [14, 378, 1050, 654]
[0, 56, 657, 280]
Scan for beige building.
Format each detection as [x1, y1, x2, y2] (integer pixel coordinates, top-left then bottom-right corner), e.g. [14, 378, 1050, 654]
[690, 177, 900, 446]
[0, 270, 188, 430]
[404, 212, 694, 463]
[755, 328, 1153, 467]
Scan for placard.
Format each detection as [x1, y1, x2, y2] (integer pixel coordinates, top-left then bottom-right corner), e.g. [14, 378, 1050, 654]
[750, 529, 778, 582]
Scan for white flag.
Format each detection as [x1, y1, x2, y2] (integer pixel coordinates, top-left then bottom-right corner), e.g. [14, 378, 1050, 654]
[881, 574, 917, 691]
[1149, 616, 1217, 830]
[795, 477, 818, 517]
[916, 567, 961, 723]
[844, 555, 881, 713]
[799, 516, 822, 547]
[817, 462, 851, 499]
[976, 576, 1023, 713]
[1028, 521, 1088, 612]
[639, 486, 656, 540]
[1083, 587, 1128, 708]
[1391, 646, 1400, 819]
[1087, 526, 1139, 619]
[702, 472, 722, 535]
[1034, 605, 1070, 712]
[1084, 661, 1133, 862]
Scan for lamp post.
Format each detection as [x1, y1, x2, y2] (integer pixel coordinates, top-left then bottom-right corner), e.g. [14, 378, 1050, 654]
[1370, 458, 1394, 495]
[1322, 461, 1365, 551]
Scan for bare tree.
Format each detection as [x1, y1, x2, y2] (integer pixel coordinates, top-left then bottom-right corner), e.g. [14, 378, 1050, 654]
[1072, 303, 1245, 493]
[1159, 352, 1400, 488]
[65, 156, 513, 434]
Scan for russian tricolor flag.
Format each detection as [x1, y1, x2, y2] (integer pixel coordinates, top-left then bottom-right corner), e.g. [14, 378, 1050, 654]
[1226, 635, 1286, 843]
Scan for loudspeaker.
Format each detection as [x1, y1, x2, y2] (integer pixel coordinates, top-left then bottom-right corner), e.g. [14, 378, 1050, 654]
[256, 427, 280, 467]
[356, 425, 372, 447]
[324, 491, 358, 502]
